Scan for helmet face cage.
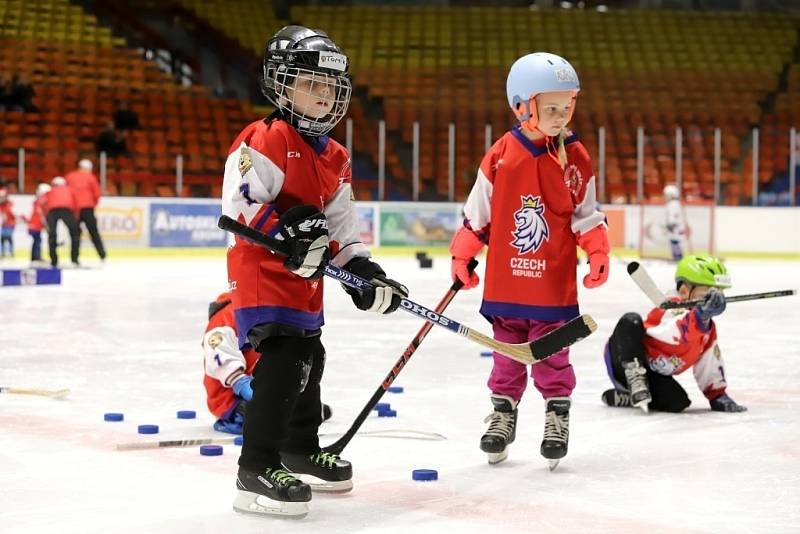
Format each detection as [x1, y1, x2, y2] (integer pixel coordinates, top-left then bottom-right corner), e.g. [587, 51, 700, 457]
[267, 64, 351, 136]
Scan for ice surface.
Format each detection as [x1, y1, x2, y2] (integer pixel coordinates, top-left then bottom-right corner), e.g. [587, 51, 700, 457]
[1, 256, 799, 533]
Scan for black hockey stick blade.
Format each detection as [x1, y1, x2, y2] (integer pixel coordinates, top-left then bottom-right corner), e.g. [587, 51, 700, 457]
[660, 289, 797, 309]
[528, 314, 597, 362]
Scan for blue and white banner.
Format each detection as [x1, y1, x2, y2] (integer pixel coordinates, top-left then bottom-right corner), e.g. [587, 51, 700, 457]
[149, 203, 227, 247]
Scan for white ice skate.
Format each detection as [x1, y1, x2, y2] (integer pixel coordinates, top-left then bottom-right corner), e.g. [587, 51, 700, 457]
[623, 360, 651, 413]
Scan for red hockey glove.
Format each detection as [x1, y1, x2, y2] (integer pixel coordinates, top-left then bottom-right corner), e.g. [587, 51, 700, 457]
[449, 226, 484, 290]
[578, 225, 610, 289]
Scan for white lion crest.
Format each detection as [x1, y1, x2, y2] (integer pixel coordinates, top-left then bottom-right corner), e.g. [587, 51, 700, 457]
[510, 195, 549, 254]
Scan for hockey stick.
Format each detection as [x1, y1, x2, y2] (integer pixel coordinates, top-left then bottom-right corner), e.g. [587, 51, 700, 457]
[0, 387, 71, 399]
[218, 215, 597, 365]
[115, 429, 447, 451]
[660, 289, 797, 309]
[114, 436, 239, 451]
[323, 258, 477, 455]
[627, 261, 667, 306]
[322, 429, 447, 442]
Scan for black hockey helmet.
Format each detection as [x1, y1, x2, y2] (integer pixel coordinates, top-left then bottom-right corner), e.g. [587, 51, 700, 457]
[261, 25, 352, 137]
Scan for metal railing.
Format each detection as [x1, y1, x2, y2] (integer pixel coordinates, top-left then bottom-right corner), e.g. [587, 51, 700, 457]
[8, 123, 799, 207]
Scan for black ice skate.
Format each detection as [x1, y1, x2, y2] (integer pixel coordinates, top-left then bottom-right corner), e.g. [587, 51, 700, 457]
[601, 389, 634, 408]
[540, 397, 570, 471]
[480, 394, 518, 465]
[623, 360, 652, 413]
[233, 467, 311, 518]
[281, 451, 353, 492]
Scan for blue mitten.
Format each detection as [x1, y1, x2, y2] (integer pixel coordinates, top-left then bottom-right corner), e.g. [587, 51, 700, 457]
[232, 375, 253, 401]
[697, 288, 726, 322]
[709, 393, 747, 413]
[213, 409, 245, 434]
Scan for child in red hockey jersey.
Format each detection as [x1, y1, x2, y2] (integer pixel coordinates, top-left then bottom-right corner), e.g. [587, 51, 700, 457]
[24, 183, 50, 265]
[221, 26, 407, 516]
[450, 52, 609, 469]
[0, 187, 15, 258]
[203, 292, 331, 434]
[602, 254, 746, 414]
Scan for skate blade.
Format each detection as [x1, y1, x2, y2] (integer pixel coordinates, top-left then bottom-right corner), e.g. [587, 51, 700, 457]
[297, 474, 353, 493]
[548, 459, 560, 471]
[487, 450, 508, 465]
[633, 400, 651, 414]
[232, 490, 309, 518]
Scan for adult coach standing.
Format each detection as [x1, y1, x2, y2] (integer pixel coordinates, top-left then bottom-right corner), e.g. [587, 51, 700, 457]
[65, 159, 106, 261]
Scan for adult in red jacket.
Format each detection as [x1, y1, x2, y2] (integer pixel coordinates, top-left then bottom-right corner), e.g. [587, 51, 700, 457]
[64, 159, 106, 260]
[43, 176, 81, 267]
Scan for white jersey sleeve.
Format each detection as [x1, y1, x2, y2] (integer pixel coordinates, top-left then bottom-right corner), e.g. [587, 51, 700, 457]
[463, 166, 493, 233]
[203, 326, 247, 388]
[325, 181, 370, 267]
[221, 128, 288, 224]
[692, 343, 728, 399]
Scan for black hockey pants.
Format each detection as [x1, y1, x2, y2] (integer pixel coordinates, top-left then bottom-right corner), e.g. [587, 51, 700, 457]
[237, 335, 326, 471]
[608, 313, 691, 413]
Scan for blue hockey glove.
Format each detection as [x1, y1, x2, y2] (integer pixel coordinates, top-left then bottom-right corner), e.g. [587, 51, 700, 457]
[232, 375, 253, 401]
[697, 288, 726, 322]
[709, 393, 747, 413]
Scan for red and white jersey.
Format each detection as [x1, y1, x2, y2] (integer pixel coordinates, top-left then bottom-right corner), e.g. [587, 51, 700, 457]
[462, 126, 606, 321]
[221, 116, 368, 347]
[202, 301, 260, 418]
[643, 303, 727, 400]
[665, 198, 685, 238]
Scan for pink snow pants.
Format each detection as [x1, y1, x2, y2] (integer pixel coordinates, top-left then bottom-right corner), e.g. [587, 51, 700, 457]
[488, 316, 576, 401]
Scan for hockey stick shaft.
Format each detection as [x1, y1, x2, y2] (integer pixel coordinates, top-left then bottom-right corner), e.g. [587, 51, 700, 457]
[218, 215, 597, 365]
[116, 429, 447, 451]
[324, 259, 476, 455]
[660, 289, 796, 309]
[115, 436, 239, 450]
[0, 387, 71, 399]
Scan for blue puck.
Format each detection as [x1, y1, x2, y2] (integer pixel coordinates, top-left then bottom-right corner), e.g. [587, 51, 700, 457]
[104, 412, 124, 422]
[373, 402, 391, 411]
[412, 469, 438, 481]
[378, 408, 397, 417]
[480, 351, 493, 358]
[137, 424, 159, 434]
[387, 386, 404, 393]
[234, 436, 244, 446]
[176, 410, 196, 419]
[200, 444, 223, 456]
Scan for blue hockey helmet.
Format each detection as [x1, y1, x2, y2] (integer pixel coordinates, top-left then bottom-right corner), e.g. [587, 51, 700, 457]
[506, 52, 580, 131]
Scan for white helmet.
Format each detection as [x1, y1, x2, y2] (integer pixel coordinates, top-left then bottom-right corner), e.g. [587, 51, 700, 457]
[78, 159, 93, 171]
[506, 52, 580, 131]
[52, 176, 66, 186]
[35, 183, 52, 197]
[663, 184, 680, 200]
